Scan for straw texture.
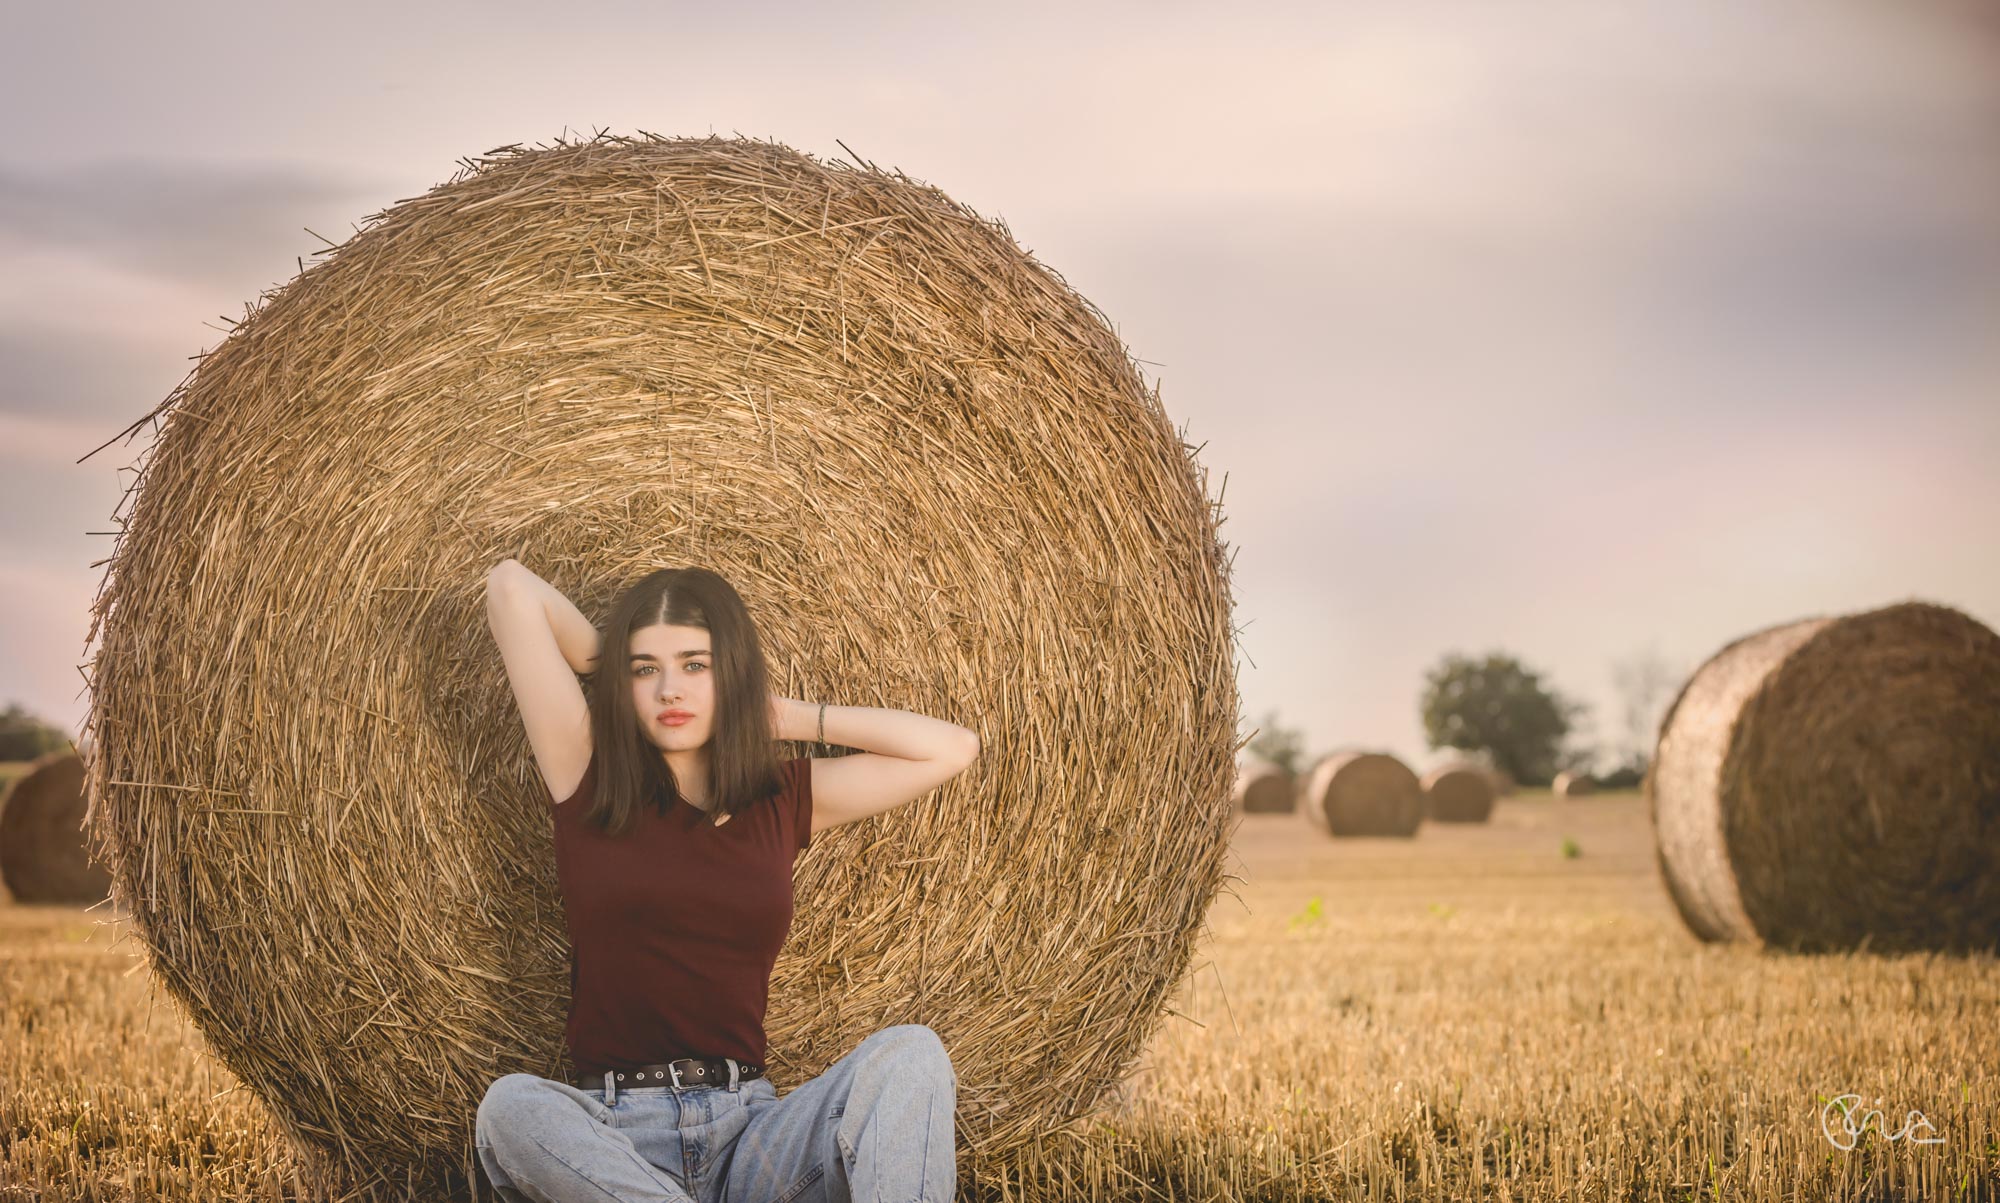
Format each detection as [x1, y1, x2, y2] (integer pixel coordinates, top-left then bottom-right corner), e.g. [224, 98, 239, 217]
[0, 752, 109, 904]
[1300, 752, 1422, 837]
[1230, 765, 1294, 814]
[75, 132, 1239, 1199]
[1419, 763, 1496, 823]
[1647, 600, 2000, 953]
[1553, 771, 1595, 797]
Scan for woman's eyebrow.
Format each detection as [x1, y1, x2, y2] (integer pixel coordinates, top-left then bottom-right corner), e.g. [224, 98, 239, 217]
[628, 651, 710, 661]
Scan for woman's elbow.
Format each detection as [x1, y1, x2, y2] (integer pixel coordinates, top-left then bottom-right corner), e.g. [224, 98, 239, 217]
[956, 728, 981, 765]
[484, 559, 527, 606]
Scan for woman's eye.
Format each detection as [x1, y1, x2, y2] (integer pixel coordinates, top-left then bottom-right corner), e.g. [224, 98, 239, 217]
[688, 662, 707, 672]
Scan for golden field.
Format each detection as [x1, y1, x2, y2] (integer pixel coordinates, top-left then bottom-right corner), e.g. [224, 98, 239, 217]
[3, 789, 1995, 1202]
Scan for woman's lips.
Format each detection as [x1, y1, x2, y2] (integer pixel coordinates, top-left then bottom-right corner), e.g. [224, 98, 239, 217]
[659, 713, 692, 726]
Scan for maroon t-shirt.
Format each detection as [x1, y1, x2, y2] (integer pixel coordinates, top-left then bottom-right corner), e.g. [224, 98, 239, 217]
[548, 751, 815, 1077]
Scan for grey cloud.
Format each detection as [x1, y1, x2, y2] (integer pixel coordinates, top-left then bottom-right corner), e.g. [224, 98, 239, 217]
[1554, 223, 1980, 360]
[0, 457, 124, 563]
[1633, 208, 2000, 371]
[0, 325, 190, 424]
[0, 157, 397, 288]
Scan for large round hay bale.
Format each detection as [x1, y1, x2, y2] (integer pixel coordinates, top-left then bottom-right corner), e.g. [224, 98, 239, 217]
[1648, 600, 2000, 954]
[1300, 752, 1423, 836]
[1488, 766, 1515, 796]
[1552, 771, 1596, 797]
[0, 751, 109, 904]
[1231, 764, 1295, 814]
[77, 132, 1238, 1198]
[1420, 763, 1496, 823]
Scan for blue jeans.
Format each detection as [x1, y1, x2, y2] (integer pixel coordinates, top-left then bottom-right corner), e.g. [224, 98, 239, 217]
[475, 1024, 957, 1203]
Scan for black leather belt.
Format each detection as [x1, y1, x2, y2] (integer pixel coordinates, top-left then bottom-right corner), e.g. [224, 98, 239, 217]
[577, 1057, 764, 1102]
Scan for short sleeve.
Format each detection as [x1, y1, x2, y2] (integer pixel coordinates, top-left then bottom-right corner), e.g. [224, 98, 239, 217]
[793, 757, 815, 853]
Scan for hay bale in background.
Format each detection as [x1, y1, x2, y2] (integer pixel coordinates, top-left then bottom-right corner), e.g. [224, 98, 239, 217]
[1446, 751, 1512, 796]
[1553, 771, 1596, 797]
[0, 751, 109, 905]
[77, 132, 1239, 1198]
[1231, 765, 1295, 814]
[1649, 600, 2000, 954]
[1420, 763, 1497, 823]
[1300, 752, 1423, 837]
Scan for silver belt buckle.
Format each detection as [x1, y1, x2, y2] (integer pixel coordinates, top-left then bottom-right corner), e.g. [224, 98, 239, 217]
[727, 1057, 741, 1094]
[602, 1071, 617, 1106]
[667, 1061, 686, 1091]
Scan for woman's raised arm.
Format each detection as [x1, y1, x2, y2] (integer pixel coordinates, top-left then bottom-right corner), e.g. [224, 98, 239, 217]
[484, 559, 599, 802]
[775, 697, 980, 837]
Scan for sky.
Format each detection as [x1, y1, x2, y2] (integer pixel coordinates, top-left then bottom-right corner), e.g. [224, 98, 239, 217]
[3, 0, 1997, 773]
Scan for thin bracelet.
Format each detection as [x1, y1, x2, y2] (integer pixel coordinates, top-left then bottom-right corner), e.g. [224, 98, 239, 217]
[816, 702, 827, 750]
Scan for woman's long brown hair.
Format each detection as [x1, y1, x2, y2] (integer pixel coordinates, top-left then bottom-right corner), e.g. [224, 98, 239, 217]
[579, 566, 786, 837]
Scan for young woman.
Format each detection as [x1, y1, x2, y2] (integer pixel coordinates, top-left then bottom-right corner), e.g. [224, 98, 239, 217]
[474, 558, 976, 1203]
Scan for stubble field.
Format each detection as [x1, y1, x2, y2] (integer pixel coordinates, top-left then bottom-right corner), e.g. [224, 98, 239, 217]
[3, 789, 1996, 1202]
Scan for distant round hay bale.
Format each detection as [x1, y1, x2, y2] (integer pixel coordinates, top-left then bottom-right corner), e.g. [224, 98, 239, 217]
[1231, 765, 1295, 814]
[1553, 771, 1595, 797]
[1300, 752, 1423, 836]
[1649, 600, 2000, 954]
[77, 132, 1238, 1197]
[0, 751, 108, 904]
[1420, 763, 1496, 823]
[1488, 766, 1515, 796]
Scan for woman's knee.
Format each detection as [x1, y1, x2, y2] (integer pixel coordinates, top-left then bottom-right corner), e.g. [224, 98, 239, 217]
[475, 1073, 549, 1144]
[863, 1024, 955, 1090]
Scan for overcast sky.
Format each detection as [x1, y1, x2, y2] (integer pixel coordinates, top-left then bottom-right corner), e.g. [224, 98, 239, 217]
[3, 0, 1997, 772]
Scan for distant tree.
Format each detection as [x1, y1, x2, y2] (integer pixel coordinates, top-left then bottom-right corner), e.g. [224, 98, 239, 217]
[1557, 703, 1604, 778]
[1598, 764, 1646, 790]
[1555, 741, 1602, 778]
[0, 703, 73, 762]
[1420, 653, 1586, 787]
[1609, 645, 1683, 777]
[1244, 708, 1307, 776]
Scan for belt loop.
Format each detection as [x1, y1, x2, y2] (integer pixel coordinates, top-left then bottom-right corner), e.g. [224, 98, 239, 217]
[603, 1071, 617, 1107]
[727, 1057, 740, 1094]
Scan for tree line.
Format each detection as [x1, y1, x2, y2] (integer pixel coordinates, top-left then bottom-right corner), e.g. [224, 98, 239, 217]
[1247, 647, 1681, 789]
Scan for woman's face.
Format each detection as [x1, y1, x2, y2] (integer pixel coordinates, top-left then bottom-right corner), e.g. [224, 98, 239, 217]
[628, 623, 716, 751]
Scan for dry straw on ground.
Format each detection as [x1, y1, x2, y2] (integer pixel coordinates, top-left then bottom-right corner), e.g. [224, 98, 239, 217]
[1419, 763, 1496, 823]
[1648, 599, 2000, 954]
[1299, 752, 1422, 837]
[1230, 765, 1294, 814]
[0, 751, 109, 905]
[1553, 771, 1595, 797]
[75, 131, 1239, 1200]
